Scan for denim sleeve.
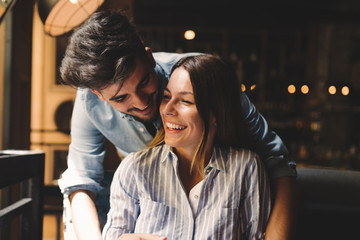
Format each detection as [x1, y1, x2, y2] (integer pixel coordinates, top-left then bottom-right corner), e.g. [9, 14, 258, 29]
[58, 89, 106, 196]
[240, 92, 297, 179]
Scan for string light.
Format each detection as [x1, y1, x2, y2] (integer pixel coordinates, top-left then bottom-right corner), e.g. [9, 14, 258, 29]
[241, 84, 246, 92]
[328, 86, 336, 95]
[184, 30, 195, 40]
[301, 85, 309, 94]
[288, 84, 296, 94]
[341, 86, 349, 96]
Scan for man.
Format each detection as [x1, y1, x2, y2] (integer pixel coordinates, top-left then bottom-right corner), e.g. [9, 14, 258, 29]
[58, 11, 297, 240]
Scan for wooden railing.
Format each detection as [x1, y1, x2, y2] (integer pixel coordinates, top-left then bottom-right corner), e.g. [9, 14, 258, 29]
[0, 150, 45, 240]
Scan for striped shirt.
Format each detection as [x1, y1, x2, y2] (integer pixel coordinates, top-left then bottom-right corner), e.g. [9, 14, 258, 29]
[102, 144, 271, 240]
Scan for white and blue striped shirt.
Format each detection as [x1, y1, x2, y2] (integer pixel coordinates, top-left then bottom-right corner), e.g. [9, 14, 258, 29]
[102, 144, 271, 240]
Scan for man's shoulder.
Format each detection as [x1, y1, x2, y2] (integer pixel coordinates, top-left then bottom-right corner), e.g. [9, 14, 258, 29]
[76, 87, 98, 100]
[153, 52, 203, 66]
[74, 88, 100, 108]
[153, 52, 203, 80]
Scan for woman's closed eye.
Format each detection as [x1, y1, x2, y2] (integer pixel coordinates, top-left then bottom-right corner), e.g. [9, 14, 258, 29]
[181, 99, 194, 105]
[162, 94, 171, 102]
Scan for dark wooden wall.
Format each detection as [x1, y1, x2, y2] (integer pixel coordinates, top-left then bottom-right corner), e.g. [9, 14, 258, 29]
[9, 0, 35, 149]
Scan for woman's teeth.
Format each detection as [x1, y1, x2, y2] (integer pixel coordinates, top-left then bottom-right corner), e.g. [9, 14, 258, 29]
[166, 122, 186, 130]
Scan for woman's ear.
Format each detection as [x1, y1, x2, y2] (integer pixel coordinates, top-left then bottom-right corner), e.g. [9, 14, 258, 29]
[90, 89, 106, 101]
[210, 114, 217, 128]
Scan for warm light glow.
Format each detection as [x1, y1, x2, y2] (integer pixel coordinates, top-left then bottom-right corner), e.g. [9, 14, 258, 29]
[328, 86, 336, 95]
[296, 120, 304, 129]
[310, 122, 321, 131]
[341, 86, 349, 96]
[250, 84, 256, 90]
[42, 0, 105, 36]
[184, 30, 195, 40]
[241, 84, 246, 92]
[301, 85, 309, 94]
[288, 84, 296, 94]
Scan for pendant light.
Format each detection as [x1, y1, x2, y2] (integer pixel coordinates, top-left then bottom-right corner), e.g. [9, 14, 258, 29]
[38, 0, 105, 37]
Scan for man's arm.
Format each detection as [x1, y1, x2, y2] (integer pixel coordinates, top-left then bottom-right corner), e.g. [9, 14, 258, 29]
[58, 89, 108, 239]
[266, 177, 298, 240]
[239, 92, 297, 239]
[70, 190, 102, 240]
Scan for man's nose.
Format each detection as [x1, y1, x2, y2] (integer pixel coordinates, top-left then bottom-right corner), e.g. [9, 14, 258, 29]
[133, 93, 149, 110]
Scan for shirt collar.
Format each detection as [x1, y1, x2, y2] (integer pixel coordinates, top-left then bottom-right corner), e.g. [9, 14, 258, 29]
[119, 111, 133, 120]
[160, 145, 227, 173]
[160, 144, 174, 163]
[206, 147, 226, 173]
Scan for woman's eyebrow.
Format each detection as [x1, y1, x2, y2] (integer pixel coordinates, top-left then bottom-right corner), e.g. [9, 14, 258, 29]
[179, 91, 193, 95]
[164, 87, 193, 95]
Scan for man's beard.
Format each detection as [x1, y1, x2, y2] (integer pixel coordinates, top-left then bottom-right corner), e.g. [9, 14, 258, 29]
[132, 109, 159, 124]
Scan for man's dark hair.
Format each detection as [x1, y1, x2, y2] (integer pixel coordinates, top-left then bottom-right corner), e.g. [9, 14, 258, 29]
[60, 10, 147, 90]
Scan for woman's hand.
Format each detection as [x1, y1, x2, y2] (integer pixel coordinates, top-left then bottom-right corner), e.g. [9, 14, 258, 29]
[118, 233, 167, 240]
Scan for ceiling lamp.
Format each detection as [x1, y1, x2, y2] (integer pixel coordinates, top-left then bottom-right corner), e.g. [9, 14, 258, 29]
[38, 0, 105, 37]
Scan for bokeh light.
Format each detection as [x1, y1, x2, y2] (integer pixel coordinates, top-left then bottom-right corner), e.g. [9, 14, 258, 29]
[184, 30, 195, 40]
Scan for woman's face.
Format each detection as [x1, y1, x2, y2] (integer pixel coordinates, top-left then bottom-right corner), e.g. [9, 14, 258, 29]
[160, 67, 204, 152]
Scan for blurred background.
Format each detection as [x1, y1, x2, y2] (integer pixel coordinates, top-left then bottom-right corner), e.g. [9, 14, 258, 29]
[1, 0, 360, 239]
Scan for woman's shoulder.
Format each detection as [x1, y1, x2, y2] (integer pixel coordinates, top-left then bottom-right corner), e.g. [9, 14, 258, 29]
[219, 146, 259, 158]
[114, 145, 169, 181]
[120, 144, 169, 167]
[218, 146, 261, 168]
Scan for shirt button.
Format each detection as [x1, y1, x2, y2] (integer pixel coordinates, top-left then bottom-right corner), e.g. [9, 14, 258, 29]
[205, 168, 211, 174]
[139, 127, 144, 132]
[194, 195, 199, 199]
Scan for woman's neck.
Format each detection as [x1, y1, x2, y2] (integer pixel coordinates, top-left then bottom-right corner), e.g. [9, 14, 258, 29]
[173, 146, 213, 196]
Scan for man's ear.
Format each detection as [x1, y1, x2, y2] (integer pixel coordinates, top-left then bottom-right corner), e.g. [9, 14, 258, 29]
[90, 89, 106, 101]
[145, 47, 156, 68]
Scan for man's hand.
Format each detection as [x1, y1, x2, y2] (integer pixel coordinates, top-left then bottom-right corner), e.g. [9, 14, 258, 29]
[118, 233, 167, 240]
[70, 190, 102, 240]
[265, 176, 298, 240]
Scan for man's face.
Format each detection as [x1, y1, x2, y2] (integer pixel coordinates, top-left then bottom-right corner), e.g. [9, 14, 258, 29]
[92, 53, 159, 123]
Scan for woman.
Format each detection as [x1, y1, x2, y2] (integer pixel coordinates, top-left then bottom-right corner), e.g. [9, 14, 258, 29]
[102, 55, 271, 240]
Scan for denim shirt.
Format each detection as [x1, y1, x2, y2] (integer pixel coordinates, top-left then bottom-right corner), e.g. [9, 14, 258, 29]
[58, 52, 296, 196]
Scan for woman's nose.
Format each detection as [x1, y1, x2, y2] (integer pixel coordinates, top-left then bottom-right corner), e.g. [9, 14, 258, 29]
[162, 101, 176, 116]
